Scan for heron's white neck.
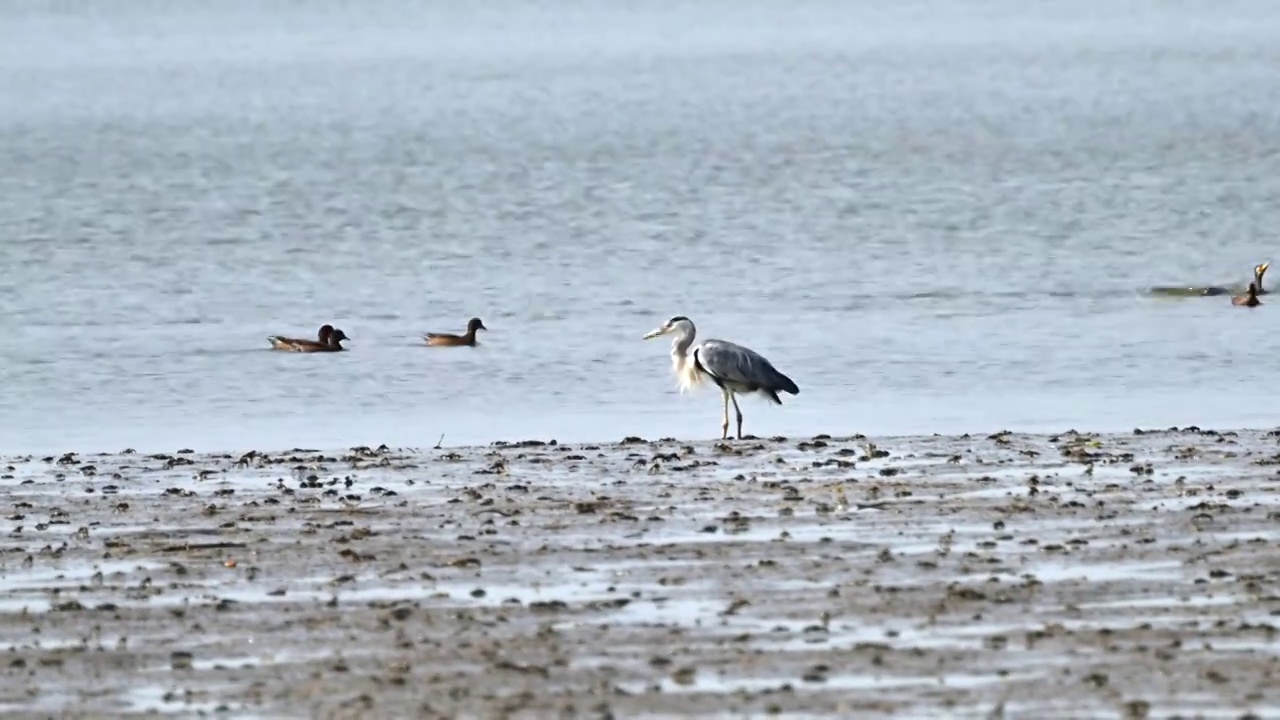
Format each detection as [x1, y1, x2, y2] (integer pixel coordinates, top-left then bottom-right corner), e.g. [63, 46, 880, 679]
[669, 322, 701, 392]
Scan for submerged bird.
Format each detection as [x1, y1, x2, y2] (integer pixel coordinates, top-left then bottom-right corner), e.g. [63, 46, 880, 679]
[1232, 282, 1262, 307]
[1204, 262, 1269, 297]
[267, 324, 350, 352]
[424, 317, 487, 347]
[643, 315, 799, 440]
[1153, 262, 1269, 297]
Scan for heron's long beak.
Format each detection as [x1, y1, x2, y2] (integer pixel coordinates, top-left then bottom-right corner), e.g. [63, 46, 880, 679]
[643, 327, 666, 340]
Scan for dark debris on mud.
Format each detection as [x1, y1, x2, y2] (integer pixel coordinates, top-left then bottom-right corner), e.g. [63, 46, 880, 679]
[3, 428, 1280, 717]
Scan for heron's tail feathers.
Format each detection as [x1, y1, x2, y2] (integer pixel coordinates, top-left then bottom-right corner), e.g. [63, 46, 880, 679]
[762, 380, 797, 405]
[772, 371, 799, 396]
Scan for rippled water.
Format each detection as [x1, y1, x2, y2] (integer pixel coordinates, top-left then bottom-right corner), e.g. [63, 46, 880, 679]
[3, 0, 1280, 453]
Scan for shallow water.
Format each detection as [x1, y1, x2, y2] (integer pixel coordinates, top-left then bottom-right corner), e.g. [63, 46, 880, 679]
[3, 0, 1280, 453]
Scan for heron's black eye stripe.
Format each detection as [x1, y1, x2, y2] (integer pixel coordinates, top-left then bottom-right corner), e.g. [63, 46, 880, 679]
[669, 315, 689, 324]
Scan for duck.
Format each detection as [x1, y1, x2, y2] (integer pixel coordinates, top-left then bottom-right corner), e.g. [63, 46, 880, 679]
[424, 317, 487, 347]
[267, 324, 350, 352]
[1232, 282, 1262, 307]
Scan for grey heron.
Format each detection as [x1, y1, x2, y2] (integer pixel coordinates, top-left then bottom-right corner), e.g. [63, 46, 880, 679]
[643, 316, 799, 440]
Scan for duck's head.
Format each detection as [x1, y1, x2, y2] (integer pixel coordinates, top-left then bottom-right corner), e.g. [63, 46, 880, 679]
[318, 324, 335, 341]
[467, 317, 487, 333]
[329, 328, 350, 343]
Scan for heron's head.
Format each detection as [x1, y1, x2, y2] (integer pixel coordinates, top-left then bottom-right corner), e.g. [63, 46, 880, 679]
[643, 315, 692, 340]
[468, 317, 487, 333]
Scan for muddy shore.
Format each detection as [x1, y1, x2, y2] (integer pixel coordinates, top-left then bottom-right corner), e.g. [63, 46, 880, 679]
[1, 428, 1279, 718]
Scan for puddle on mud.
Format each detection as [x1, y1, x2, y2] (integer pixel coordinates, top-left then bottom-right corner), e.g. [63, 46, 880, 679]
[625, 669, 1038, 697]
[1007, 558, 1186, 584]
[121, 685, 248, 716]
[1076, 592, 1248, 612]
[0, 559, 165, 587]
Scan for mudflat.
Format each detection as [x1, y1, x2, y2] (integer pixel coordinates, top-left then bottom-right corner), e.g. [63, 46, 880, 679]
[1, 428, 1278, 718]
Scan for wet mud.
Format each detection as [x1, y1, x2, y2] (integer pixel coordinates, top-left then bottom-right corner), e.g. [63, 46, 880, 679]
[3, 428, 1280, 718]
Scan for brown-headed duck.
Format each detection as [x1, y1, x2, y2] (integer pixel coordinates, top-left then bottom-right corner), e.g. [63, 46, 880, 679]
[267, 324, 350, 352]
[424, 317, 487, 347]
[1232, 282, 1262, 307]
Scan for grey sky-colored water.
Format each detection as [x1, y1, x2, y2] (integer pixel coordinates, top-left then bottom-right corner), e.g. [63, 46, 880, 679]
[3, 0, 1280, 454]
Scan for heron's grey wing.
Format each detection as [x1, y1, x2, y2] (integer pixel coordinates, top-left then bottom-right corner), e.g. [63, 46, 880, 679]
[697, 339, 799, 395]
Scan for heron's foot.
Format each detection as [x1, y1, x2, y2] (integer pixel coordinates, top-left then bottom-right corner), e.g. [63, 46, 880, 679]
[720, 423, 729, 440]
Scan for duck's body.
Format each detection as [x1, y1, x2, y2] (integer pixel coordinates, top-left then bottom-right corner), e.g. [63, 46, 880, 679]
[268, 324, 349, 352]
[1232, 282, 1262, 307]
[424, 317, 487, 347]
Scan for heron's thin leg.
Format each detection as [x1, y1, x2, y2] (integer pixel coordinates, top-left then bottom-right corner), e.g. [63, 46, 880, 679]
[720, 388, 730, 440]
[730, 393, 744, 439]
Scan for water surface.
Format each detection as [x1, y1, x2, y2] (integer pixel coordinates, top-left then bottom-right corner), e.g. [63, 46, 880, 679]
[3, 0, 1280, 453]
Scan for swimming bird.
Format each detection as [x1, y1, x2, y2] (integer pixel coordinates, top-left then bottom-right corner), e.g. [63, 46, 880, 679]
[1232, 282, 1262, 307]
[1253, 262, 1269, 294]
[1154, 262, 1270, 297]
[267, 324, 350, 352]
[643, 316, 799, 440]
[424, 317, 487, 347]
[1204, 262, 1269, 297]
